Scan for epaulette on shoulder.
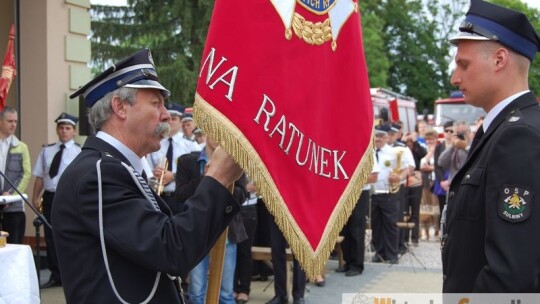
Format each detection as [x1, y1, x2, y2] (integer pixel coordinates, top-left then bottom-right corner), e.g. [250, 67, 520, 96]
[74, 142, 81, 147]
[100, 151, 119, 162]
[43, 143, 55, 147]
[507, 108, 523, 123]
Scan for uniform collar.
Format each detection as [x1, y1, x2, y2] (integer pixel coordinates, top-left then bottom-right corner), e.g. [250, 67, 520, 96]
[483, 90, 529, 132]
[96, 131, 144, 175]
[58, 139, 76, 148]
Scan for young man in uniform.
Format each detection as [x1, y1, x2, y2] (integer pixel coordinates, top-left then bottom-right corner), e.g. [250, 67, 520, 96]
[442, 0, 540, 292]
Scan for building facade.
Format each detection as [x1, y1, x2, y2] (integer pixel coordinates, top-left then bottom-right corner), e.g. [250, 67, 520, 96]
[0, 0, 91, 243]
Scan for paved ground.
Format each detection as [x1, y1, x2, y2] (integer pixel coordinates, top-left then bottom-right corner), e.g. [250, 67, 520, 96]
[39, 235, 443, 304]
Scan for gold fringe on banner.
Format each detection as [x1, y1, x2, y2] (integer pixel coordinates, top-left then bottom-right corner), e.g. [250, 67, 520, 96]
[194, 93, 374, 280]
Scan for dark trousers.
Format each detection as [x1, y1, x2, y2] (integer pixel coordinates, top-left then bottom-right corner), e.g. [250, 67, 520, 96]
[0, 210, 25, 244]
[341, 190, 369, 271]
[234, 204, 258, 295]
[269, 218, 306, 299]
[371, 193, 400, 260]
[252, 201, 273, 277]
[43, 191, 61, 281]
[400, 186, 422, 246]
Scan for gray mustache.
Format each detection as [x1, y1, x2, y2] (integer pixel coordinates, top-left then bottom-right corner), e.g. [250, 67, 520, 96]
[155, 122, 171, 138]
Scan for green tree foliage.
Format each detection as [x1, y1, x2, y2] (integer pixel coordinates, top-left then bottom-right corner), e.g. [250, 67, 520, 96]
[360, 1, 390, 88]
[371, 0, 466, 111]
[91, 0, 214, 105]
[90, 0, 538, 112]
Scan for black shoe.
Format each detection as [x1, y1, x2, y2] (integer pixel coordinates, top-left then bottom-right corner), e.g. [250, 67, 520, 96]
[345, 267, 363, 277]
[371, 255, 385, 263]
[40, 279, 62, 289]
[266, 296, 288, 304]
[399, 247, 407, 255]
[293, 297, 305, 304]
[315, 279, 326, 287]
[335, 265, 349, 273]
[252, 274, 269, 282]
[388, 259, 399, 264]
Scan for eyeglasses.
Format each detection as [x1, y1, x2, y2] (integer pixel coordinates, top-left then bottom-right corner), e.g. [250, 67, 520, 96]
[445, 129, 454, 133]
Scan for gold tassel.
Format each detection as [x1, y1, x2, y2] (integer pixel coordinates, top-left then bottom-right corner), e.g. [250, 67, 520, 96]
[194, 93, 374, 279]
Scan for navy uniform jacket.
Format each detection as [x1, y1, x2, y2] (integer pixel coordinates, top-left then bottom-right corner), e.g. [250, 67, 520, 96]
[52, 136, 240, 303]
[442, 92, 540, 292]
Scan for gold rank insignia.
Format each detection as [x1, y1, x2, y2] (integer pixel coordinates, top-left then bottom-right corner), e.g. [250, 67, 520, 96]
[270, 0, 358, 51]
[498, 185, 533, 223]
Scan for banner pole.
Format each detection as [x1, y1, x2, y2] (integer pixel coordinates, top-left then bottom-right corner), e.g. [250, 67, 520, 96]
[205, 183, 234, 304]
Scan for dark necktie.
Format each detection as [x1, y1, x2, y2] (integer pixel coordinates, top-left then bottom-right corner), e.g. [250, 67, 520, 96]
[49, 144, 65, 178]
[141, 170, 148, 182]
[376, 148, 381, 163]
[166, 138, 173, 171]
[468, 126, 485, 156]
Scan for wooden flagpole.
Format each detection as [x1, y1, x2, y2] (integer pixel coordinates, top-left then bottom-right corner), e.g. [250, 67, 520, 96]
[205, 183, 234, 304]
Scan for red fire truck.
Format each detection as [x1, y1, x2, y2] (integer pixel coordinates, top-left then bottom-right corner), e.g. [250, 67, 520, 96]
[433, 91, 486, 135]
[371, 87, 418, 134]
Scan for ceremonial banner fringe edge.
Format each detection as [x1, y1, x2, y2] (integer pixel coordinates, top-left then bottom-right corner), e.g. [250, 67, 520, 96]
[194, 93, 374, 279]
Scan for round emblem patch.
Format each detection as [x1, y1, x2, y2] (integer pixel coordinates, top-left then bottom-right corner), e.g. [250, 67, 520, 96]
[498, 185, 533, 223]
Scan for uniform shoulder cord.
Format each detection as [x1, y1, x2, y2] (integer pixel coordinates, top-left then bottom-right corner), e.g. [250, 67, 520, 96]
[96, 158, 161, 304]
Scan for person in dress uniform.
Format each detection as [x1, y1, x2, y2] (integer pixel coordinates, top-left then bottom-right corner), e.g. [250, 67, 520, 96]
[442, 0, 540, 292]
[32, 112, 81, 289]
[181, 113, 197, 141]
[337, 151, 379, 276]
[147, 102, 200, 214]
[370, 125, 409, 264]
[52, 48, 243, 304]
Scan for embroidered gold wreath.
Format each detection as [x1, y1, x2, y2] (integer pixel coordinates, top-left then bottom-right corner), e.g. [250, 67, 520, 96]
[289, 12, 332, 46]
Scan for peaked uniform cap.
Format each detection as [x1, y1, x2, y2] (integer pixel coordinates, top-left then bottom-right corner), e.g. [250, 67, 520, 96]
[165, 102, 185, 116]
[69, 48, 171, 107]
[182, 113, 194, 122]
[389, 123, 401, 133]
[450, 0, 540, 61]
[374, 124, 390, 135]
[55, 112, 78, 126]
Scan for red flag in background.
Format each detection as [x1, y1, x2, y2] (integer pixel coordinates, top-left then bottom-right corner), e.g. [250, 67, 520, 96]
[194, 0, 373, 278]
[0, 24, 16, 111]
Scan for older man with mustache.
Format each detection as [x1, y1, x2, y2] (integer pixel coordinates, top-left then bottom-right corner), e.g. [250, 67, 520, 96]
[52, 49, 243, 304]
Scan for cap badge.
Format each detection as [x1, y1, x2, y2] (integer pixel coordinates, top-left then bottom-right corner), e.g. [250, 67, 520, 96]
[498, 185, 533, 223]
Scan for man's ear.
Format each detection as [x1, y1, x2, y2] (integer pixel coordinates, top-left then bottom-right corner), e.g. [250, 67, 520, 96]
[494, 47, 509, 71]
[111, 96, 128, 119]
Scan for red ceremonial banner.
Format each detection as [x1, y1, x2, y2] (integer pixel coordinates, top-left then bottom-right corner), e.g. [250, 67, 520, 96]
[194, 0, 373, 277]
[0, 24, 16, 111]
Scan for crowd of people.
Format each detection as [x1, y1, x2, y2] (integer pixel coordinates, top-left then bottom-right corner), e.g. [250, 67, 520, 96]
[1, 0, 540, 302]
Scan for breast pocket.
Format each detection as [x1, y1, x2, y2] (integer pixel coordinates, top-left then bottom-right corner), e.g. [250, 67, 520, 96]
[454, 167, 484, 220]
